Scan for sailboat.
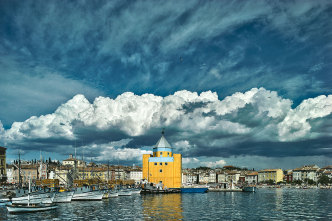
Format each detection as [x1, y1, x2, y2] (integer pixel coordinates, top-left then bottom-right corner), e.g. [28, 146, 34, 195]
[6, 177, 57, 213]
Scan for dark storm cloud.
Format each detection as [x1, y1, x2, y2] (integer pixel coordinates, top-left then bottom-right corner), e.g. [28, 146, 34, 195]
[193, 137, 332, 158]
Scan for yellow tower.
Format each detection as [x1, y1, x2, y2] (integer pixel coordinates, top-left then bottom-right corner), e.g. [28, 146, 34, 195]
[143, 132, 182, 188]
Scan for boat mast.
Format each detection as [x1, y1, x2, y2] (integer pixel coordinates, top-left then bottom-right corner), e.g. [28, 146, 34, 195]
[18, 151, 22, 188]
[107, 160, 109, 182]
[82, 149, 85, 180]
[28, 175, 31, 206]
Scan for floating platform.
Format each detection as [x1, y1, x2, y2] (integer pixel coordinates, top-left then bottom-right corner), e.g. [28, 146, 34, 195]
[208, 189, 243, 192]
[140, 188, 181, 194]
[242, 186, 257, 192]
[180, 188, 208, 193]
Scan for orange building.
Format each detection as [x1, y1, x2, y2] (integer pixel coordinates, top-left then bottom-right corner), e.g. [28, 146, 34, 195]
[143, 133, 182, 188]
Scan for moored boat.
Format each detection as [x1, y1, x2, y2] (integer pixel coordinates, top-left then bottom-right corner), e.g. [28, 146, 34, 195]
[11, 192, 55, 204]
[180, 187, 208, 193]
[72, 186, 103, 201]
[53, 191, 74, 203]
[118, 189, 132, 196]
[109, 191, 118, 197]
[242, 186, 257, 192]
[131, 188, 141, 194]
[6, 203, 57, 213]
[6, 177, 57, 213]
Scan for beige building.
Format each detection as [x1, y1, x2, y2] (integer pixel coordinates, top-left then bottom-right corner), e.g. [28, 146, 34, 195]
[129, 170, 143, 185]
[9, 165, 39, 185]
[258, 169, 283, 183]
[245, 171, 258, 184]
[54, 165, 76, 186]
[293, 165, 319, 182]
[63, 154, 86, 167]
[0, 146, 6, 182]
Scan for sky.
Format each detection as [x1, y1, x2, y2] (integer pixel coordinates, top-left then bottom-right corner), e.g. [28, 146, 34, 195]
[0, 0, 331, 170]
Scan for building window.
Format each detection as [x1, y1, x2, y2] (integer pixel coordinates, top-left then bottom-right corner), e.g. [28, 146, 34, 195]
[160, 152, 163, 155]
[160, 163, 162, 165]
[160, 169, 162, 173]
[154, 163, 157, 165]
[168, 152, 169, 156]
[165, 163, 168, 166]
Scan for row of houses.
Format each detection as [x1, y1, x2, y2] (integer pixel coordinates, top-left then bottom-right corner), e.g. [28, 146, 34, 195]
[182, 165, 332, 185]
[182, 169, 282, 185]
[6, 163, 144, 186]
[3, 153, 332, 186]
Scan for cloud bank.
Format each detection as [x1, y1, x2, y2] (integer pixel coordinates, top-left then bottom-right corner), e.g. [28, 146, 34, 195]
[1, 88, 331, 166]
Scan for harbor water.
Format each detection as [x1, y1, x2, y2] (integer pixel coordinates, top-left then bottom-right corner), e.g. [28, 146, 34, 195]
[0, 188, 331, 220]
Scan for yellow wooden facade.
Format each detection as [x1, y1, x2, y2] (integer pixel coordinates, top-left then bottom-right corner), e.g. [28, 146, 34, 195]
[143, 134, 182, 188]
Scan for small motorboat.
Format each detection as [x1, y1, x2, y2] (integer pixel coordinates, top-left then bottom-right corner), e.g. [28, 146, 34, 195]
[6, 203, 57, 213]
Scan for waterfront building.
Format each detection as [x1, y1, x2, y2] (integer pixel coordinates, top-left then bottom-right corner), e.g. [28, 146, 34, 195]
[114, 168, 126, 180]
[182, 173, 188, 184]
[322, 165, 332, 172]
[208, 171, 217, 183]
[54, 165, 73, 186]
[6, 165, 14, 183]
[322, 171, 332, 179]
[245, 171, 258, 184]
[198, 173, 209, 184]
[78, 167, 108, 181]
[38, 162, 48, 180]
[186, 173, 198, 184]
[129, 170, 143, 185]
[142, 133, 182, 188]
[9, 165, 39, 184]
[258, 169, 283, 183]
[0, 146, 6, 182]
[217, 172, 227, 183]
[293, 165, 319, 182]
[239, 174, 246, 183]
[319, 166, 332, 180]
[284, 170, 293, 183]
[226, 171, 241, 184]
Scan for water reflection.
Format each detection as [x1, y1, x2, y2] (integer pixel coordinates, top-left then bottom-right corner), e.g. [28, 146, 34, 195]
[142, 194, 183, 220]
[275, 188, 283, 212]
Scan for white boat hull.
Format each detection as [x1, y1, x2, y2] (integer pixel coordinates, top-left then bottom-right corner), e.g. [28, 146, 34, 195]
[109, 192, 118, 197]
[72, 191, 103, 201]
[6, 204, 57, 213]
[131, 190, 141, 194]
[53, 191, 74, 203]
[118, 190, 132, 196]
[12, 192, 55, 204]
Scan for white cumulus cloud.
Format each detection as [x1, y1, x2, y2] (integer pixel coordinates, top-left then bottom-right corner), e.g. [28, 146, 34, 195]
[1, 88, 331, 162]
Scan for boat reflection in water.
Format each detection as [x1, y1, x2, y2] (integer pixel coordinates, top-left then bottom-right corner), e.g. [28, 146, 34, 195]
[142, 194, 183, 220]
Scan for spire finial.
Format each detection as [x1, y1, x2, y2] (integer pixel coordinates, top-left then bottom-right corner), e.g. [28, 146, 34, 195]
[162, 128, 165, 135]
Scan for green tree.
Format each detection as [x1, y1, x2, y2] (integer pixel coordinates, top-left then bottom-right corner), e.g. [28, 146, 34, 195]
[304, 178, 316, 185]
[293, 180, 302, 185]
[264, 179, 275, 185]
[318, 175, 330, 185]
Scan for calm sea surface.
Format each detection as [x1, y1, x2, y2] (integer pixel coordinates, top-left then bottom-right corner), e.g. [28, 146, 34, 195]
[0, 188, 331, 220]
